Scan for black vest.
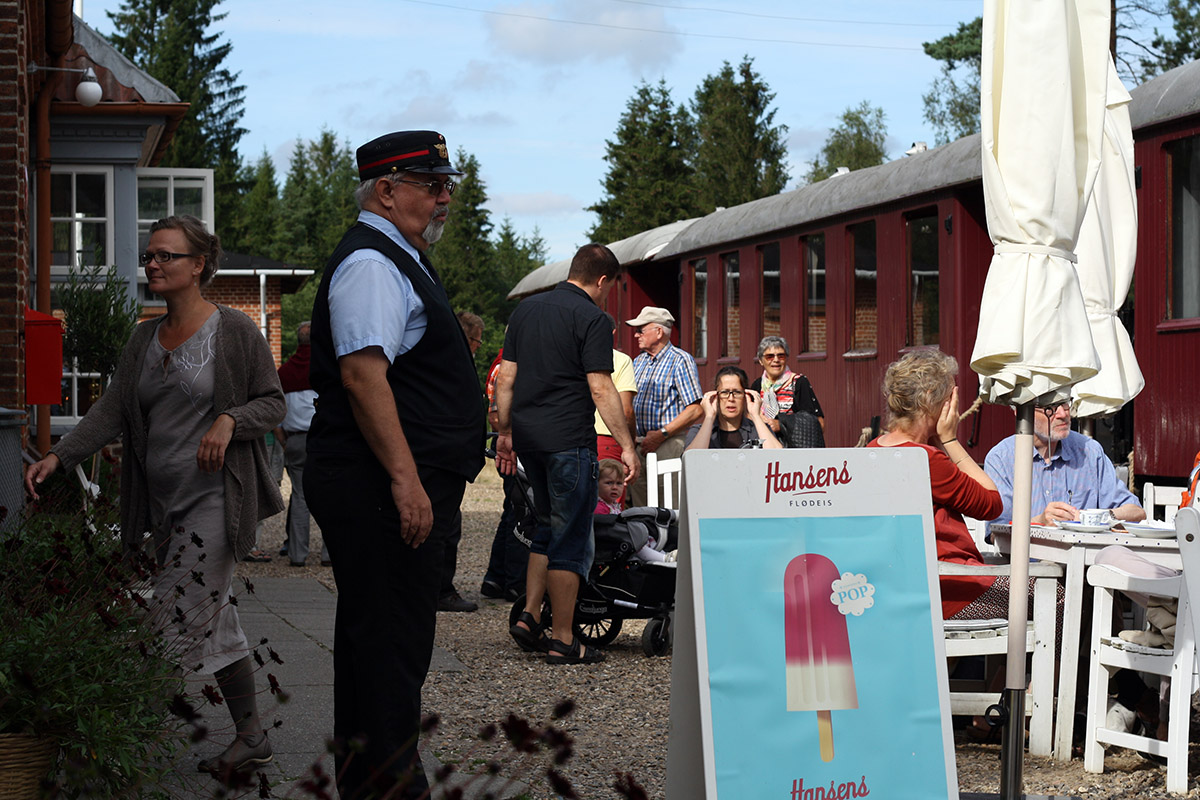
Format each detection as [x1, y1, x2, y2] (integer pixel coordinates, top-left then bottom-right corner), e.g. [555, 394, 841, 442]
[307, 222, 485, 481]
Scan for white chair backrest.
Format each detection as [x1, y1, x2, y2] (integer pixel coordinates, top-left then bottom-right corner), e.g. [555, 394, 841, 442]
[646, 452, 683, 510]
[1176, 507, 1200, 647]
[1144, 482, 1188, 522]
[963, 516, 1000, 557]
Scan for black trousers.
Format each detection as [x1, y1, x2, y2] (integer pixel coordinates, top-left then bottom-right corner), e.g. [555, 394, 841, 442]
[305, 454, 464, 800]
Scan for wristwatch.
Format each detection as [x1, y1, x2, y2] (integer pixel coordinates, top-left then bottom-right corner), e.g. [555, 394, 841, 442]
[659, 426, 669, 437]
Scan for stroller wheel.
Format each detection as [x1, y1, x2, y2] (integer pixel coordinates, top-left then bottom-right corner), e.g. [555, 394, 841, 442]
[575, 616, 622, 649]
[509, 594, 552, 634]
[641, 617, 672, 657]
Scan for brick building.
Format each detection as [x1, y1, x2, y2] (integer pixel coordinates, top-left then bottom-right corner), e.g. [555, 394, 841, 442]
[6, 4, 311, 453]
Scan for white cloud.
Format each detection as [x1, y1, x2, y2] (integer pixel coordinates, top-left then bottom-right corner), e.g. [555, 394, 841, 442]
[492, 191, 581, 217]
[486, 1, 678, 72]
[351, 96, 515, 136]
[453, 59, 511, 92]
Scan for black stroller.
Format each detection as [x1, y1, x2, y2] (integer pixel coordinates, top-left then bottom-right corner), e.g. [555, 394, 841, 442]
[489, 437, 678, 656]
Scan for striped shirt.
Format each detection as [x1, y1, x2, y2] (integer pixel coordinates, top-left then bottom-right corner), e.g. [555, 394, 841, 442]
[631, 342, 703, 436]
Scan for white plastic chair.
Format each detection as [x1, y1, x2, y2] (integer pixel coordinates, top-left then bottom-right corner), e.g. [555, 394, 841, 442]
[1144, 482, 1188, 523]
[941, 560, 1063, 757]
[1083, 505, 1200, 793]
[645, 452, 682, 510]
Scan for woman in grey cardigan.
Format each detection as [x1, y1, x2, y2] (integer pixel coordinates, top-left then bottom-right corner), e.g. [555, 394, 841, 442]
[26, 215, 285, 777]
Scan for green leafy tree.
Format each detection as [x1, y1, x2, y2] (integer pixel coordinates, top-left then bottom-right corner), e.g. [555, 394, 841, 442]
[805, 101, 889, 184]
[691, 56, 790, 211]
[1140, 0, 1200, 77]
[921, 17, 983, 146]
[587, 79, 699, 244]
[107, 0, 246, 242]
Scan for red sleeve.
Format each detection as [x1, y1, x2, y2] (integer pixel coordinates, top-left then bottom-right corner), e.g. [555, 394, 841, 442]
[928, 447, 1003, 520]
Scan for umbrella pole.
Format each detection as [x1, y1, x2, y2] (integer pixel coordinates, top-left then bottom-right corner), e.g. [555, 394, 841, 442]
[1001, 403, 1035, 799]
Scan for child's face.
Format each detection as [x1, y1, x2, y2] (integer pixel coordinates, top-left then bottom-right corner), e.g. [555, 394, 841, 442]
[598, 473, 624, 504]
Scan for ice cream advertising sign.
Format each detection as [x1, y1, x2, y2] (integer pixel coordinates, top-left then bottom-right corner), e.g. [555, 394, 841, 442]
[666, 448, 956, 800]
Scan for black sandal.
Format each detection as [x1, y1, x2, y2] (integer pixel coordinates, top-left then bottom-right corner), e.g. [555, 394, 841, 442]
[546, 636, 605, 665]
[509, 611, 549, 653]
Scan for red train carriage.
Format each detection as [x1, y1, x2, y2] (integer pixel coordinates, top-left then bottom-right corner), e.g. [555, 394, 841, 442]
[510, 59, 1200, 486]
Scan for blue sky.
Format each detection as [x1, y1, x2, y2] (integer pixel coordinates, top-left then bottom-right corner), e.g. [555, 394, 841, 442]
[81, 1, 1124, 263]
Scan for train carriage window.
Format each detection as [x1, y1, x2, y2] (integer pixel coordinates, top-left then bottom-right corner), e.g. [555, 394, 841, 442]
[692, 258, 708, 359]
[1168, 135, 1200, 319]
[759, 242, 781, 340]
[907, 213, 940, 345]
[849, 222, 878, 351]
[722, 251, 740, 358]
[801, 234, 826, 352]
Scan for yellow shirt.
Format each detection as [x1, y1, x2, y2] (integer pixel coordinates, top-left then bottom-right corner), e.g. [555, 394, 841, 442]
[594, 348, 636, 437]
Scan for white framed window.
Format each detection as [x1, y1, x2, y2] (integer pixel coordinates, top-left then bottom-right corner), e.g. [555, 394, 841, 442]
[48, 165, 114, 278]
[51, 363, 103, 425]
[135, 167, 215, 306]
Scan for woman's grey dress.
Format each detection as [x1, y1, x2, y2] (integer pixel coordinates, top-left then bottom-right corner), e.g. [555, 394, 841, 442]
[138, 312, 248, 674]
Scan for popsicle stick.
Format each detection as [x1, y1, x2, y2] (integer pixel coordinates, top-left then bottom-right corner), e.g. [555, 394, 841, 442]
[817, 710, 834, 762]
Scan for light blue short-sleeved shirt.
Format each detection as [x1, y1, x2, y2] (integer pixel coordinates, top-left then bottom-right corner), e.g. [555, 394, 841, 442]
[328, 210, 432, 360]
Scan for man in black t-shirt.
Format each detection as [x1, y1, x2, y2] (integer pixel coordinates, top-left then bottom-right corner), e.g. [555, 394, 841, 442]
[495, 244, 638, 665]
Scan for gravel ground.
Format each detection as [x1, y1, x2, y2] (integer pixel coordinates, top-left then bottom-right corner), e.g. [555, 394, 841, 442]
[240, 466, 1200, 800]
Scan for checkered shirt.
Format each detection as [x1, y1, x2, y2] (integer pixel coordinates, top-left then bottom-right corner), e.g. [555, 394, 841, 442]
[631, 342, 703, 436]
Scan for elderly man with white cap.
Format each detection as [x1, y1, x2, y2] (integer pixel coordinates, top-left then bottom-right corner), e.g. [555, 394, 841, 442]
[625, 306, 703, 507]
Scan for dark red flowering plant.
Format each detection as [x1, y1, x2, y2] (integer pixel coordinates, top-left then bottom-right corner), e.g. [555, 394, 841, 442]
[0, 478, 188, 798]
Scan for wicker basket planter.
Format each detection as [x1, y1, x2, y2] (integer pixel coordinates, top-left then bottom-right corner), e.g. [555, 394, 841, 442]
[0, 733, 58, 799]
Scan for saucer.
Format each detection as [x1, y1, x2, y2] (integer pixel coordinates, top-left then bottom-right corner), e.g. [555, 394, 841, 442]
[1055, 521, 1115, 533]
[1119, 522, 1177, 539]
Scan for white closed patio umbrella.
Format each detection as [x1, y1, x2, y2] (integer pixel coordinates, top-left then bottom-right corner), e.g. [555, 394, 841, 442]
[969, 0, 1110, 796]
[1072, 59, 1145, 418]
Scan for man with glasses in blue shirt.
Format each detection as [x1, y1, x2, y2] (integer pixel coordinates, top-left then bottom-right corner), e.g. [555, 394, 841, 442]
[984, 399, 1145, 527]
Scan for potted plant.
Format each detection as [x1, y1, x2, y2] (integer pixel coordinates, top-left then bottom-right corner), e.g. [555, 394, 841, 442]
[0, 476, 187, 798]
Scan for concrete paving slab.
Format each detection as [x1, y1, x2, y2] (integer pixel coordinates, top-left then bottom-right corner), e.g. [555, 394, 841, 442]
[164, 578, 517, 799]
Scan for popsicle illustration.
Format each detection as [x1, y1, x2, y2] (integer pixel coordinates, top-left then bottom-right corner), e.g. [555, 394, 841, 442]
[784, 553, 857, 762]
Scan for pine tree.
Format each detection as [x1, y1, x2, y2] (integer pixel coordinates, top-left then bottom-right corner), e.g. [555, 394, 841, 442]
[805, 102, 889, 184]
[107, 0, 246, 241]
[587, 79, 699, 244]
[690, 56, 789, 212]
[431, 148, 498, 323]
[275, 141, 319, 269]
[228, 149, 278, 256]
[1141, 0, 1200, 78]
[920, 17, 983, 146]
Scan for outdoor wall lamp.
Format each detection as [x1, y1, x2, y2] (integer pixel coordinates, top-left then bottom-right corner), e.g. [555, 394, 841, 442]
[27, 62, 103, 107]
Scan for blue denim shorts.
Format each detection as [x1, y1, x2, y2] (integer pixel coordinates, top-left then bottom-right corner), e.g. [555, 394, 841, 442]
[521, 447, 598, 578]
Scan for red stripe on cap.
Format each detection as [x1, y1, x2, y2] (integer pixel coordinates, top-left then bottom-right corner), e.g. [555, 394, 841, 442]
[359, 149, 432, 173]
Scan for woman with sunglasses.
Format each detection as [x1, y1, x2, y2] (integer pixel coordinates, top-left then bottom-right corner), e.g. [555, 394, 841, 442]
[750, 336, 824, 434]
[25, 215, 285, 777]
[685, 365, 783, 451]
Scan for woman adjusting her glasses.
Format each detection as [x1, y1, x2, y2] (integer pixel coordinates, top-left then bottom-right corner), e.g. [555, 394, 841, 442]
[685, 366, 783, 451]
[26, 215, 285, 777]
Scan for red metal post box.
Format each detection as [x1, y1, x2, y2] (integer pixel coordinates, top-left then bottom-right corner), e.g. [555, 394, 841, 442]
[25, 308, 63, 405]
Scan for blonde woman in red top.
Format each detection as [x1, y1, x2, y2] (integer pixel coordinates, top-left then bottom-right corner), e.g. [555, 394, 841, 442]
[867, 350, 1012, 621]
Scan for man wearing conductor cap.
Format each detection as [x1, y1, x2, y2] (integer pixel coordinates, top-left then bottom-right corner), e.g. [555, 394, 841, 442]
[305, 130, 485, 799]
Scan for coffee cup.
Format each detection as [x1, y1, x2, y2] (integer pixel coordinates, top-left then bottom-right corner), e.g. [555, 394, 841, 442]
[1078, 508, 1114, 527]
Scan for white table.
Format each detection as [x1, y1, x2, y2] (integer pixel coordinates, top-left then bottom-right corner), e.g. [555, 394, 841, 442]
[991, 523, 1181, 762]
